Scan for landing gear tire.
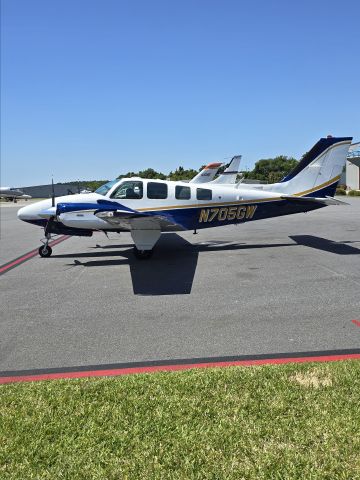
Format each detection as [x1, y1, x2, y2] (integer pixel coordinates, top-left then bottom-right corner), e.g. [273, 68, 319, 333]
[133, 247, 153, 259]
[39, 245, 52, 257]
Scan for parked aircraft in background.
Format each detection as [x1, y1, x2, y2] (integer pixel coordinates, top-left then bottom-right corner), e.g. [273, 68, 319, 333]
[0, 187, 31, 202]
[189, 155, 241, 184]
[77, 156, 241, 195]
[17, 137, 352, 259]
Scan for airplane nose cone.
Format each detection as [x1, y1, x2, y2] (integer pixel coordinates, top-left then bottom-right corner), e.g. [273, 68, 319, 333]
[17, 204, 40, 222]
[17, 199, 53, 223]
[17, 205, 28, 221]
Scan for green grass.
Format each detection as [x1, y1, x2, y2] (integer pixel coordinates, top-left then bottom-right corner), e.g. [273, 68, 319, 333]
[1, 361, 359, 479]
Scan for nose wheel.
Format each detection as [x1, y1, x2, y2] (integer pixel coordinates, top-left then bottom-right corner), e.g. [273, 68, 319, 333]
[39, 245, 53, 257]
[39, 228, 53, 257]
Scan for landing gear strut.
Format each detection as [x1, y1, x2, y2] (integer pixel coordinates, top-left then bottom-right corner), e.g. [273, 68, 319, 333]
[39, 231, 53, 257]
[133, 246, 153, 259]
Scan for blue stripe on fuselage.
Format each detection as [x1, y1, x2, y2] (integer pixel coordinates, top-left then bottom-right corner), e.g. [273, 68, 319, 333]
[144, 199, 324, 230]
[305, 180, 339, 198]
[56, 200, 136, 215]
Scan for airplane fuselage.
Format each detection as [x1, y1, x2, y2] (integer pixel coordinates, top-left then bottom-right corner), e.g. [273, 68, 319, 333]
[18, 176, 330, 235]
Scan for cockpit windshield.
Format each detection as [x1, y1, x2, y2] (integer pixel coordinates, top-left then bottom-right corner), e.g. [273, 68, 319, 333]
[94, 180, 119, 196]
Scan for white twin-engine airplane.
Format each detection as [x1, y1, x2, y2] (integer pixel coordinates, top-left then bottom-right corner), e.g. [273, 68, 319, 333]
[17, 137, 352, 259]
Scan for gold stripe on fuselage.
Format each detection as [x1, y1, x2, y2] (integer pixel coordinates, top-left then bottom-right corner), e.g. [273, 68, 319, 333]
[293, 175, 341, 197]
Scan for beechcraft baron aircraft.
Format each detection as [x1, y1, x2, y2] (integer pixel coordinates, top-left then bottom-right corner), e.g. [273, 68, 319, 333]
[17, 137, 352, 259]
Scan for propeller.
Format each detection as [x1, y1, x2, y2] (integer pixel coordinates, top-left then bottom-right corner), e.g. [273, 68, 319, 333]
[42, 178, 56, 235]
[51, 177, 55, 207]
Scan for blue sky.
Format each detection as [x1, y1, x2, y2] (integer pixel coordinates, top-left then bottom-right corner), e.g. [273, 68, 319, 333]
[1, 0, 359, 186]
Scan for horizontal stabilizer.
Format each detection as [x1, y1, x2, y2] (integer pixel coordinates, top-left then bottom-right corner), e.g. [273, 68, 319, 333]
[281, 195, 349, 206]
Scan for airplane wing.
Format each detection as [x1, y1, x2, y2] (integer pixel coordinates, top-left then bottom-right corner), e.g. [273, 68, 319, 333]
[281, 195, 349, 206]
[56, 199, 187, 230]
[189, 163, 223, 183]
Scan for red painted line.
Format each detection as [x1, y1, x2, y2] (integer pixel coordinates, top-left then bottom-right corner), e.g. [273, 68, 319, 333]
[1, 353, 359, 385]
[0, 251, 38, 273]
[352, 320, 360, 327]
[0, 236, 70, 275]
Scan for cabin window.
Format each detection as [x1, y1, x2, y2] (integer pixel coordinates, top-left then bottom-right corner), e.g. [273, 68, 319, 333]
[147, 182, 168, 199]
[196, 188, 212, 200]
[175, 185, 191, 200]
[110, 181, 143, 199]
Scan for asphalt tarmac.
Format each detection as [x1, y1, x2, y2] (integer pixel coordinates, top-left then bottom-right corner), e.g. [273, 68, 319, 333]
[0, 199, 359, 374]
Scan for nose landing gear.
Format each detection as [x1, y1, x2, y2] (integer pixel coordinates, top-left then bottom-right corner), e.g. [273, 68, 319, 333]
[39, 244, 53, 257]
[39, 230, 53, 257]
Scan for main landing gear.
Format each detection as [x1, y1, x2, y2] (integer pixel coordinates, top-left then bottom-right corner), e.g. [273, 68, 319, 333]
[130, 218, 160, 260]
[133, 246, 153, 259]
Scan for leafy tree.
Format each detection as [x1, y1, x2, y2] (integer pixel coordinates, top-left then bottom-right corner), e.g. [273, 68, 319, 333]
[117, 168, 166, 180]
[168, 166, 199, 181]
[243, 156, 298, 182]
[61, 155, 299, 190]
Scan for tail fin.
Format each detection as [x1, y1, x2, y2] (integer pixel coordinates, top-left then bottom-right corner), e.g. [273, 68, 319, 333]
[278, 137, 352, 197]
[210, 155, 242, 184]
[189, 163, 223, 184]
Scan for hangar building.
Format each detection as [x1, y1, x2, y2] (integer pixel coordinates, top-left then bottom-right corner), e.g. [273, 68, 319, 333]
[346, 142, 360, 190]
[18, 183, 82, 198]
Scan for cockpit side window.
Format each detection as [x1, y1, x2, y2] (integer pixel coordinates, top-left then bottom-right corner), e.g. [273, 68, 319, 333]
[196, 188, 212, 200]
[95, 180, 118, 196]
[110, 181, 143, 199]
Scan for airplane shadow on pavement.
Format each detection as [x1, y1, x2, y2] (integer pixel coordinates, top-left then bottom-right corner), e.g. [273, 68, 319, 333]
[289, 235, 360, 255]
[52, 234, 360, 295]
[56, 234, 199, 295]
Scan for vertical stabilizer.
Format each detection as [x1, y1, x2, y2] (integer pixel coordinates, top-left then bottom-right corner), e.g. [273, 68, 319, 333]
[276, 137, 352, 196]
[189, 163, 223, 184]
[210, 155, 242, 184]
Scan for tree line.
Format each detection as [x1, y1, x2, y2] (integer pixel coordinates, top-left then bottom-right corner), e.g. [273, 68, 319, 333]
[60, 156, 299, 191]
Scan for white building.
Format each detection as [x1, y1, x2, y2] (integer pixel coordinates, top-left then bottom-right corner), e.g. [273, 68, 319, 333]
[346, 142, 360, 190]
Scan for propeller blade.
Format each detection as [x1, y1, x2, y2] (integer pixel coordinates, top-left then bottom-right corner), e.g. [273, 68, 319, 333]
[51, 178, 55, 207]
